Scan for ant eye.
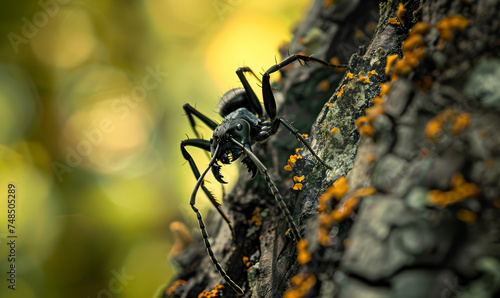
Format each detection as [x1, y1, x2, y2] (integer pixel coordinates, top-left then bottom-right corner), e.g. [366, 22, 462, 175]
[236, 123, 243, 131]
[210, 137, 213, 144]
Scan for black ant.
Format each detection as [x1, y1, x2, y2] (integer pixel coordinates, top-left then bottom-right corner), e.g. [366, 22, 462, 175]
[180, 54, 345, 294]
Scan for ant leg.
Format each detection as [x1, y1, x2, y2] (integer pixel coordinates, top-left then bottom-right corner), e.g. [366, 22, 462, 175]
[230, 138, 301, 241]
[235, 67, 263, 116]
[190, 144, 244, 295]
[191, 204, 244, 295]
[259, 54, 341, 168]
[183, 104, 219, 139]
[255, 117, 331, 169]
[180, 139, 236, 242]
[262, 54, 347, 119]
[182, 105, 226, 195]
[278, 118, 331, 169]
[255, 119, 280, 142]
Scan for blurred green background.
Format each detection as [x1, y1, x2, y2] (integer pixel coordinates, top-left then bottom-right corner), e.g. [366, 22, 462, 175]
[0, 0, 310, 297]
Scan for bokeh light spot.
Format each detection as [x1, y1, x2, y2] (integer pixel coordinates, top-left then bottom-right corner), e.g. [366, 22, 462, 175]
[144, 0, 216, 37]
[31, 8, 96, 68]
[205, 12, 291, 93]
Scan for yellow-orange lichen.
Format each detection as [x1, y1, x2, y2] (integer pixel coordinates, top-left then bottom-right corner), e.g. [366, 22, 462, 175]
[290, 274, 303, 287]
[456, 209, 477, 223]
[379, 83, 391, 96]
[343, 237, 350, 247]
[365, 153, 376, 163]
[428, 173, 479, 207]
[353, 187, 376, 197]
[436, 15, 469, 42]
[356, 116, 374, 136]
[387, 17, 401, 25]
[391, 59, 412, 80]
[331, 177, 349, 200]
[367, 70, 379, 78]
[425, 119, 444, 141]
[355, 78, 388, 138]
[283, 273, 317, 298]
[318, 186, 376, 245]
[318, 214, 331, 245]
[451, 113, 470, 135]
[372, 96, 385, 105]
[425, 107, 470, 141]
[357, 76, 370, 83]
[198, 284, 224, 298]
[317, 80, 330, 91]
[318, 177, 349, 212]
[365, 104, 385, 119]
[336, 85, 345, 97]
[166, 279, 187, 296]
[242, 256, 252, 271]
[397, 3, 407, 26]
[330, 187, 376, 222]
[284, 154, 303, 171]
[402, 43, 426, 68]
[250, 208, 262, 227]
[323, 0, 335, 8]
[290, 154, 302, 163]
[330, 127, 339, 136]
[367, 22, 377, 33]
[386, 22, 431, 81]
[355, 116, 369, 126]
[243, 256, 250, 265]
[330, 56, 345, 72]
[354, 28, 365, 40]
[411, 22, 431, 36]
[330, 196, 360, 221]
[415, 75, 433, 92]
[297, 239, 311, 265]
[345, 72, 354, 80]
[293, 176, 305, 183]
[293, 183, 303, 191]
[403, 35, 425, 55]
[385, 54, 400, 75]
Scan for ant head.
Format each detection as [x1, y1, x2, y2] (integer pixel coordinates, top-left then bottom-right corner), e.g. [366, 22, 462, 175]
[211, 119, 251, 162]
[210, 119, 252, 183]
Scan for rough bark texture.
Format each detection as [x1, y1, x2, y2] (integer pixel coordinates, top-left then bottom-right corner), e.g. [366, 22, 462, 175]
[165, 0, 500, 297]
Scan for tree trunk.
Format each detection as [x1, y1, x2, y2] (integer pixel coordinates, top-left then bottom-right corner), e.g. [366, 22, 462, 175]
[165, 0, 500, 297]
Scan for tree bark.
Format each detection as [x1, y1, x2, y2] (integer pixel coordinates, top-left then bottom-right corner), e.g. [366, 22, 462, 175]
[165, 0, 500, 297]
